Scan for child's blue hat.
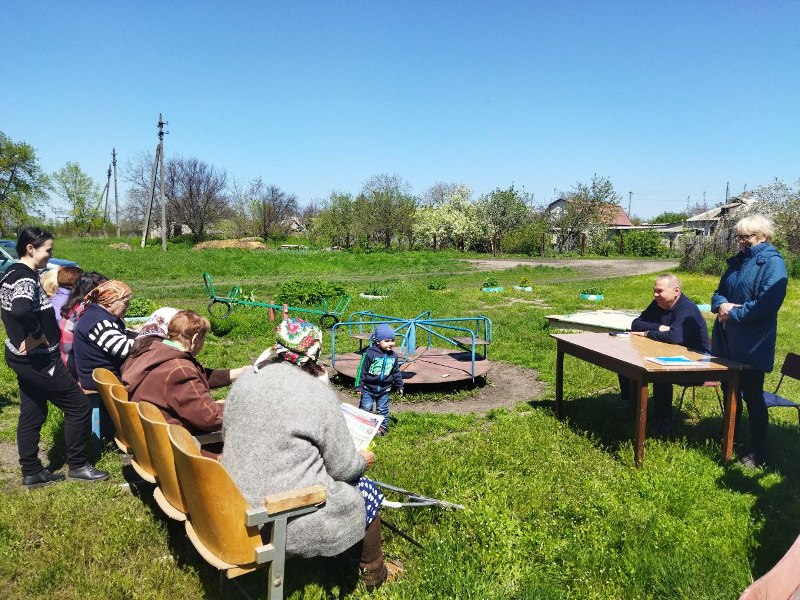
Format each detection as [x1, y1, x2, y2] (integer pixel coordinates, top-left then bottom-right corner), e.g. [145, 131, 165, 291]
[374, 324, 396, 341]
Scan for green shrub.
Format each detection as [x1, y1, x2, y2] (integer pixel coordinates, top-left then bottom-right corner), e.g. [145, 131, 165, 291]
[209, 317, 234, 337]
[786, 254, 800, 279]
[275, 280, 346, 307]
[622, 230, 667, 257]
[362, 284, 392, 296]
[482, 276, 500, 288]
[427, 277, 447, 290]
[126, 297, 157, 317]
[580, 286, 605, 295]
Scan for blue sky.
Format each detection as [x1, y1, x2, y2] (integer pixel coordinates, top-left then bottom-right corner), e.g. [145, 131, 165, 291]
[3, 1, 798, 219]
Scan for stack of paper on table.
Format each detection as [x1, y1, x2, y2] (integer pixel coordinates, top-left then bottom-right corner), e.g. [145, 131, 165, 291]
[645, 355, 710, 367]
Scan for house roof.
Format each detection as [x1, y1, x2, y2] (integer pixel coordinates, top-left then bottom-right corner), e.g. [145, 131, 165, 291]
[546, 198, 633, 226]
[685, 198, 755, 222]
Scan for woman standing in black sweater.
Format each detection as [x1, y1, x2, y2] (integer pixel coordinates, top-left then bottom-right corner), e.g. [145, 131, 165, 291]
[0, 227, 108, 487]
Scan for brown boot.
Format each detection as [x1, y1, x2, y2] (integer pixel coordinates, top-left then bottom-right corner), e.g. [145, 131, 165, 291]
[361, 559, 404, 592]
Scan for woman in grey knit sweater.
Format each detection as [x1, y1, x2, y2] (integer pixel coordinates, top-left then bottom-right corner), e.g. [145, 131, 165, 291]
[222, 361, 402, 590]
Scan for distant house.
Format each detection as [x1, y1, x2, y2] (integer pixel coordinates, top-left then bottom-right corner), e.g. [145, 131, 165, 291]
[282, 216, 305, 234]
[685, 197, 755, 236]
[546, 198, 633, 228]
[545, 198, 633, 251]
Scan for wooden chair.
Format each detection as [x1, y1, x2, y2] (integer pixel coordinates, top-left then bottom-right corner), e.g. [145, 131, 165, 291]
[137, 401, 188, 521]
[92, 368, 131, 453]
[763, 353, 800, 429]
[739, 532, 800, 599]
[167, 424, 327, 600]
[109, 384, 157, 484]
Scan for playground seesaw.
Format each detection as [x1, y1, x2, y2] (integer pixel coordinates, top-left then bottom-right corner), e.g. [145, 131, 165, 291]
[202, 272, 351, 327]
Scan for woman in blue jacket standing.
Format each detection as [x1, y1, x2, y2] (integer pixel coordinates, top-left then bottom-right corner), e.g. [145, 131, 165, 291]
[711, 214, 788, 468]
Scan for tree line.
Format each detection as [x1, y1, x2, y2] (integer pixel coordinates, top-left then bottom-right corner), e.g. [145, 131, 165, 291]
[2, 130, 798, 257]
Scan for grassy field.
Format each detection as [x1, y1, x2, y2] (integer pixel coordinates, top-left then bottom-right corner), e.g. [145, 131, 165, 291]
[0, 238, 799, 599]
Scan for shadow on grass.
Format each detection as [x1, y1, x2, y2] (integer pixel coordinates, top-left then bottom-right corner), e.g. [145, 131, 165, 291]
[529, 389, 732, 462]
[121, 466, 361, 599]
[718, 420, 800, 580]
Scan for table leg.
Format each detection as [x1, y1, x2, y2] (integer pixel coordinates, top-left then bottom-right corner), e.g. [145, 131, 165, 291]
[634, 380, 648, 468]
[721, 372, 740, 462]
[556, 349, 564, 419]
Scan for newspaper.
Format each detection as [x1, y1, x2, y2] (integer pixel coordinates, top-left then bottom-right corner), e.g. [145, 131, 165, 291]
[340, 403, 384, 450]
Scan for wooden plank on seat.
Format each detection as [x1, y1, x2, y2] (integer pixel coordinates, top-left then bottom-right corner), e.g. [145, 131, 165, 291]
[264, 484, 327, 514]
[351, 333, 372, 341]
[452, 336, 490, 346]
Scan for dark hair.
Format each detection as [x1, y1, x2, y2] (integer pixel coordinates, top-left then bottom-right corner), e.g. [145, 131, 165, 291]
[16, 227, 54, 258]
[56, 266, 84, 288]
[61, 271, 109, 319]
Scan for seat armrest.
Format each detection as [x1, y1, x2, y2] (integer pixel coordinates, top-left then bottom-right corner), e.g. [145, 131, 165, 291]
[264, 484, 327, 513]
[245, 484, 327, 526]
[193, 430, 223, 445]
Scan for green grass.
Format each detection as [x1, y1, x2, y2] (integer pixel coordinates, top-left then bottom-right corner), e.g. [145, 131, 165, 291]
[0, 239, 799, 598]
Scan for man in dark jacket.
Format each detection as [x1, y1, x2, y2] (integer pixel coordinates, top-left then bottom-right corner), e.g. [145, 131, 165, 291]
[619, 273, 710, 435]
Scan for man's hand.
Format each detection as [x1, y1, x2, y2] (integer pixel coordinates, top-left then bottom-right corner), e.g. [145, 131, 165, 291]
[658, 325, 670, 332]
[359, 449, 375, 469]
[630, 331, 648, 337]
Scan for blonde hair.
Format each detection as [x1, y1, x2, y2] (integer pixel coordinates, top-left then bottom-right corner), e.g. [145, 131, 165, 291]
[734, 214, 774, 242]
[167, 310, 211, 347]
[39, 268, 60, 297]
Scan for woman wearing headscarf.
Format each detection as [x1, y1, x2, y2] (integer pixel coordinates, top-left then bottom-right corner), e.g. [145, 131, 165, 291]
[122, 310, 246, 439]
[1, 227, 108, 486]
[223, 317, 403, 591]
[711, 214, 788, 468]
[73, 279, 135, 391]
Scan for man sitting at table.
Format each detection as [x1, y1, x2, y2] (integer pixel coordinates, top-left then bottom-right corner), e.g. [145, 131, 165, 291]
[619, 273, 710, 435]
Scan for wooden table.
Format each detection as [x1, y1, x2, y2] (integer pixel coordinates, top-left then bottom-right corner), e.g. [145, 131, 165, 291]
[551, 332, 750, 467]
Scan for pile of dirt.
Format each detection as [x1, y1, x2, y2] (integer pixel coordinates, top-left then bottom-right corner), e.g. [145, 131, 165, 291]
[193, 239, 267, 251]
[109, 243, 132, 251]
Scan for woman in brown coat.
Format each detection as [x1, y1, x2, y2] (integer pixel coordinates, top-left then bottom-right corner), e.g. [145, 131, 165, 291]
[121, 310, 246, 436]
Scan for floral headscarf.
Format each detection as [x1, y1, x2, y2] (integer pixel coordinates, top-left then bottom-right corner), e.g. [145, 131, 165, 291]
[136, 307, 179, 338]
[253, 317, 327, 381]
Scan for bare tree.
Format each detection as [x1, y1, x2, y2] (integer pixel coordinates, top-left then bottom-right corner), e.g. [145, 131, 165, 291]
[243, 178, 299, 243]
[164, 156, 229, 240]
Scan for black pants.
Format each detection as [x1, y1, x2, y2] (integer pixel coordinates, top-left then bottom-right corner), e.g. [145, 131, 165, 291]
[618, 375, 674, 422]
[5, 349, 91, 476]
[722, 370, 767, 456]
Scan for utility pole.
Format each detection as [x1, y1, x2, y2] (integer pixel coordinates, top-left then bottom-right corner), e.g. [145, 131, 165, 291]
[140, 114, 169, 250]
[158, 114, 168, 251]
[113, 148, 120, 237]
[627, 191, 633, 217]
[725, 182, 730, 203]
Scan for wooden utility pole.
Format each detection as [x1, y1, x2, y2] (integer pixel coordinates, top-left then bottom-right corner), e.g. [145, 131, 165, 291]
[627, 191, 633, 217]
[158, 114, 167, 251]
[113, 148, 120, 237]
[725, 182, 730, 203]
[140, 114, 169, 250]
[140, 145, 160, 247]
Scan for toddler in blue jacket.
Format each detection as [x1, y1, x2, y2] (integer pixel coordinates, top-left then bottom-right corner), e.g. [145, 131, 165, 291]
[356, 324, 403, 434]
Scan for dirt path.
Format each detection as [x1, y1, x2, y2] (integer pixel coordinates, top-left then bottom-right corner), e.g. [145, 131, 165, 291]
[335, 361, 545, 415]
[465, 258, 678, 280]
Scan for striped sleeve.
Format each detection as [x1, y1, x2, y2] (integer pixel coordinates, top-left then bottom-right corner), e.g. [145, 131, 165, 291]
[88, 319, 134, 359]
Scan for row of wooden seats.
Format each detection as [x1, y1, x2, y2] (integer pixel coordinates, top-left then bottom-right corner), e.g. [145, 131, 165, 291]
[92, 368, 327, 600]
